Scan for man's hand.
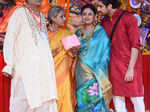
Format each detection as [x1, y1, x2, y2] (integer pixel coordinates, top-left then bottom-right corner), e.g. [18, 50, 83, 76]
[124, 48, 138, 82]
[124, 68, 134, 82]
[3, 72, 13, 79]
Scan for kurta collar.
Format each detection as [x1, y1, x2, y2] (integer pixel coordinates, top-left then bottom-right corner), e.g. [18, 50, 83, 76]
[112, 8, 123, 17]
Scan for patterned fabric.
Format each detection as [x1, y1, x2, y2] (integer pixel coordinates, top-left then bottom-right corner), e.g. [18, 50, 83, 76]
[75, 24, 111, 112]
[48, 28, 76, 112]
[76, 78, 106, 112]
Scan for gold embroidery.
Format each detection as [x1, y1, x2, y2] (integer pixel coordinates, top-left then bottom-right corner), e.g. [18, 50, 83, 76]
[80, 61, 94, 76]
[24, 7, 47, 46]
[100, 77, 112, 94]
[80, 25, 95, 58]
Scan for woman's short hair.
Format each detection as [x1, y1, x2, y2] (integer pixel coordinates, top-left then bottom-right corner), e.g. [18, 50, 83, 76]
[98, 0, 121, 9]
[81, 4, 97, 15]
[48, 6, 64, 23]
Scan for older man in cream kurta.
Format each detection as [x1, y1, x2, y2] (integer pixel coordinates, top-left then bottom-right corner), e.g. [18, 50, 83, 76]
[2, 6, 58, 112]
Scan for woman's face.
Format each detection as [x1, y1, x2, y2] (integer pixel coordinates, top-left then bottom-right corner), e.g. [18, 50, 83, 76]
[82, 8, 95, 25]
[27, 0, 42, 6]
[53, 10, 66, 27]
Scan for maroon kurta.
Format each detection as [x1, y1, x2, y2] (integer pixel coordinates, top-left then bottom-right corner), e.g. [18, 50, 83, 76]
[0, 8, 11, 112]
[102, 9, 144, 97]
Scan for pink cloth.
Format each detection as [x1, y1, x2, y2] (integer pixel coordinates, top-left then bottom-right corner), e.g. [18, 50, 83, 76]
[102, 9, 144, 97]
[61, 34, 81, 51]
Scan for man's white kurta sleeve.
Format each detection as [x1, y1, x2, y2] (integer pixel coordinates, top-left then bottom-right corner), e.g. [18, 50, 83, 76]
[2, 9, 21, 75]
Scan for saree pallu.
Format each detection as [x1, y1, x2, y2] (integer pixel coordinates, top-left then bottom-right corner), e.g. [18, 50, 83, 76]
[75, 25, 112, 112]
[48, 28, 76, 112]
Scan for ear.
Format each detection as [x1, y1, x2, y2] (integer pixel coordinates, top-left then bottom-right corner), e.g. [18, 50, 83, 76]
[95, 15, 97, 21]
[51, 16, 56, 22]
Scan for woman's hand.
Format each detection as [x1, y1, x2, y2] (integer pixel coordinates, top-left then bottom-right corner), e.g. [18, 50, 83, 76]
[52, 49, 59, 57]
[69, 47, 79, 57]
[48, 23, 57, 32]
[52, 45, 60, 57]
[3, 72, 13, 79]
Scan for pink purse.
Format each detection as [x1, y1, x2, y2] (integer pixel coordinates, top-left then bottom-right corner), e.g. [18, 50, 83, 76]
[61, 34, 81, 51]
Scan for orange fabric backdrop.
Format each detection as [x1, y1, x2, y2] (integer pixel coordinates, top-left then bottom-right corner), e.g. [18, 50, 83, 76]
[39, 0, 50, 18]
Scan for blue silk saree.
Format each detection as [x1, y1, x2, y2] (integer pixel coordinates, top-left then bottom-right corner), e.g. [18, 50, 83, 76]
[75, 24, 112, 112]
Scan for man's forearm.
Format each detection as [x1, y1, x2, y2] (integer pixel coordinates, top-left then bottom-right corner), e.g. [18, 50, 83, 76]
[128, 48, 139, 69]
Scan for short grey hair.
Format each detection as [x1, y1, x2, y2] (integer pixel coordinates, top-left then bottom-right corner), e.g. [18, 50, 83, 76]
[48, 6, 64, 24]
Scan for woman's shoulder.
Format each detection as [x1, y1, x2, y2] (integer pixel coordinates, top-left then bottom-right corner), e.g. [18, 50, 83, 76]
[61, 28, 72, 34]
[94, 24, 110, 41]
[51, 28, 73, 40]
[95, 24, 106, 33]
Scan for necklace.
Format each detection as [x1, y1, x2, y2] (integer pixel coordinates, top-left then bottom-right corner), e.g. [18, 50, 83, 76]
[80, 25, 95, 41]
[79, 25, 95, 58]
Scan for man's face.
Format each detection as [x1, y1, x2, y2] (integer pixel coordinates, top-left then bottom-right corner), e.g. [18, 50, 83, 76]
[95, 0, 109, 16]
[27, 0, 42, 6]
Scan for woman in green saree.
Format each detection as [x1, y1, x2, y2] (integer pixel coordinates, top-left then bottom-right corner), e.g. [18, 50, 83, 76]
[75, 4, 112, 112]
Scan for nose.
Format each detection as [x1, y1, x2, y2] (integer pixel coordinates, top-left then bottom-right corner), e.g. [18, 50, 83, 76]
[63, 17, 66, 22]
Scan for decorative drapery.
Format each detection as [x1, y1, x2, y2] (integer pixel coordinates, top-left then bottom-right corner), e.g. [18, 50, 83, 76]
[39, 0, 50, 17]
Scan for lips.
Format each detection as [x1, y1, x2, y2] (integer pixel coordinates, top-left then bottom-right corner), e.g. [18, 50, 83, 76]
[84, 19, 90, 21]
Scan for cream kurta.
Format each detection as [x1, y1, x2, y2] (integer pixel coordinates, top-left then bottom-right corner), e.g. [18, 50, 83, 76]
[2, 7, 57, 109]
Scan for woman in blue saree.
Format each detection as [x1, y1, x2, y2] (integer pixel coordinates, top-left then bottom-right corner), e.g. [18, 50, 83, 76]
[75, 4, 112, 112]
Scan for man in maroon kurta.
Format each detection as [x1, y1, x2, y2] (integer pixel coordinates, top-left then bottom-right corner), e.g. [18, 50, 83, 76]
[95, 0, 145, 112]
